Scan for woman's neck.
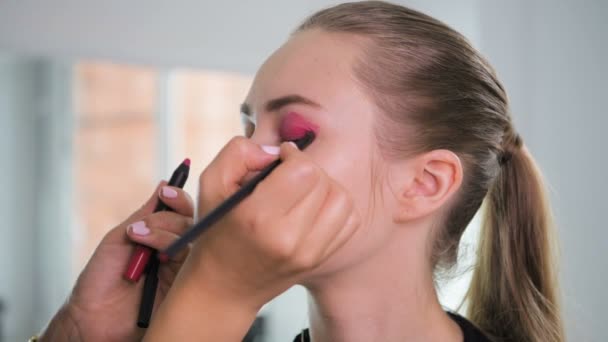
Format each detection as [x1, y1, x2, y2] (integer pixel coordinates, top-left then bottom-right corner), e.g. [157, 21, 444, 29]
[304, 230, 463, 342]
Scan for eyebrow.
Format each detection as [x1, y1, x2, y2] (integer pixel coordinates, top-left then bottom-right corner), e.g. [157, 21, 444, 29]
[240, 94, 321, 116]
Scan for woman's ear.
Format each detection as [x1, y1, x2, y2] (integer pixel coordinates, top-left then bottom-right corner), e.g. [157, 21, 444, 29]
[392, 150, 463, 223]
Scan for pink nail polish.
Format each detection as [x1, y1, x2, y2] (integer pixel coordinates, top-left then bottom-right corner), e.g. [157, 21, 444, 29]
[261, 145, 280, 155]
[128, 221, 150, 236]
[161, 186, 178, 198]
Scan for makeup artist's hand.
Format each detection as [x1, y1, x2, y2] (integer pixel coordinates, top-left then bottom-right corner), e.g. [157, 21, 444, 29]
[145, 137, 360, 341]
[39, 182, 194, 342]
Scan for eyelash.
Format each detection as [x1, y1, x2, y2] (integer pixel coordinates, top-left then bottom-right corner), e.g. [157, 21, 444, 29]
[240, 112, 256, 138]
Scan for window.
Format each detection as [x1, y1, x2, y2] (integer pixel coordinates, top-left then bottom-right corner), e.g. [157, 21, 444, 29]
[73, 61, 252, 273]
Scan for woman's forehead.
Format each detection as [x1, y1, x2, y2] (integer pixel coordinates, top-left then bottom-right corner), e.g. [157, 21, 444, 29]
[246, 30, 363, 108]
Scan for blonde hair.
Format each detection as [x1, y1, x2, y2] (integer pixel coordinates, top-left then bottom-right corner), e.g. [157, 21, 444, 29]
[298, 1, 563, 341]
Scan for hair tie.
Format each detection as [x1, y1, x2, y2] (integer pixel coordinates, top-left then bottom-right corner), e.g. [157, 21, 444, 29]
[499, 130, 522, 166]
[499, 151, 513, 166]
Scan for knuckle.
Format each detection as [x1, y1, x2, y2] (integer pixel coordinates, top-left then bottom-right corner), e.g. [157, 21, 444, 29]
[184, 216, 194, 227]
[270, 232, 298, 261]
[245, 208, 269, 232]
[184, 193, 195, 208]
[177, 196, 194, 214]
[177, 217, 194, 233]
[140, 216, 157, 230]
[293, 251, 319, 271]
[146, 211, 190, 232]
[351, 211, 362, 229]
[228, 136, 249, 155]
[290, 161, 321, 186]
[143, 213, 166, 230]
[332, 187, 352, 212]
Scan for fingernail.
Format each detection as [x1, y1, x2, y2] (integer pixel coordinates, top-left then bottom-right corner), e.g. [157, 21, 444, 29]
[161, 186, 178, 198]
[128, 221, 150, 236]
[288, 141, 299, 150]
[261, 145, 280, 155]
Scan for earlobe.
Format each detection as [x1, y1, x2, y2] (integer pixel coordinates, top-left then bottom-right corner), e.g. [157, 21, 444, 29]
[393, 150, 463, 223]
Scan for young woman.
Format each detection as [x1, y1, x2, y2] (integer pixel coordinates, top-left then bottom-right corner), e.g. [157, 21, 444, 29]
[38, 2, 563, 341]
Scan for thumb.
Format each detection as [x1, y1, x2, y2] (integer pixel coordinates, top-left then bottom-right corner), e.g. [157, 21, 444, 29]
[199, 137, 278, 210]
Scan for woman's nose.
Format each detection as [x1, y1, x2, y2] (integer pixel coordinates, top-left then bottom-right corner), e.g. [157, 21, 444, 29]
[249, 119, 282, 146]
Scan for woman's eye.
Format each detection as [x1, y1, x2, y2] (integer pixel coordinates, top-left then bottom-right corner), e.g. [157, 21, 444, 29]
[240, 112, 256, 138]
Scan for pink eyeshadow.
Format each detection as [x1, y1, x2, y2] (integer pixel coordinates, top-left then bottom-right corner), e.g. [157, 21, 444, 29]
[279, 112, 319, 141]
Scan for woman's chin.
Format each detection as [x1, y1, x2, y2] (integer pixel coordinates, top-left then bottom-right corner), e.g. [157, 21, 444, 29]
[299, 243, 374, 289]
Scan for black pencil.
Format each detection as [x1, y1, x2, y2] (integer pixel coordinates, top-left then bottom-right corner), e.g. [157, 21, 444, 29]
[136, 158, 190, 328]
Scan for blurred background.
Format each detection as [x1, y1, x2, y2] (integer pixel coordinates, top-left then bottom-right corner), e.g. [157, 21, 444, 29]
[0, 0, 606, 341]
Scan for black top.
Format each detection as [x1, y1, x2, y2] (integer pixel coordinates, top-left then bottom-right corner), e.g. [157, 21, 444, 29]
[292, 312, 492, 342]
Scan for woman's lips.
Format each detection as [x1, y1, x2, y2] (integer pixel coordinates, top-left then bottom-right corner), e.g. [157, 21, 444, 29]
[280, 112, 320, 141]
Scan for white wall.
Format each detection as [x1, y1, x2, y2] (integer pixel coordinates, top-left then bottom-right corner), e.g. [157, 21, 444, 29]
[0, 56, 40, 342]
[0, 56, 73, 341]
[480, 1, 608, 341]
[1, 0, 605, 341]
[0, 0, 479, 74]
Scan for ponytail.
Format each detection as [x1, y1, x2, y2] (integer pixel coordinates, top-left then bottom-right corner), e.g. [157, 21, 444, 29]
[467, 136, 564, 342]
